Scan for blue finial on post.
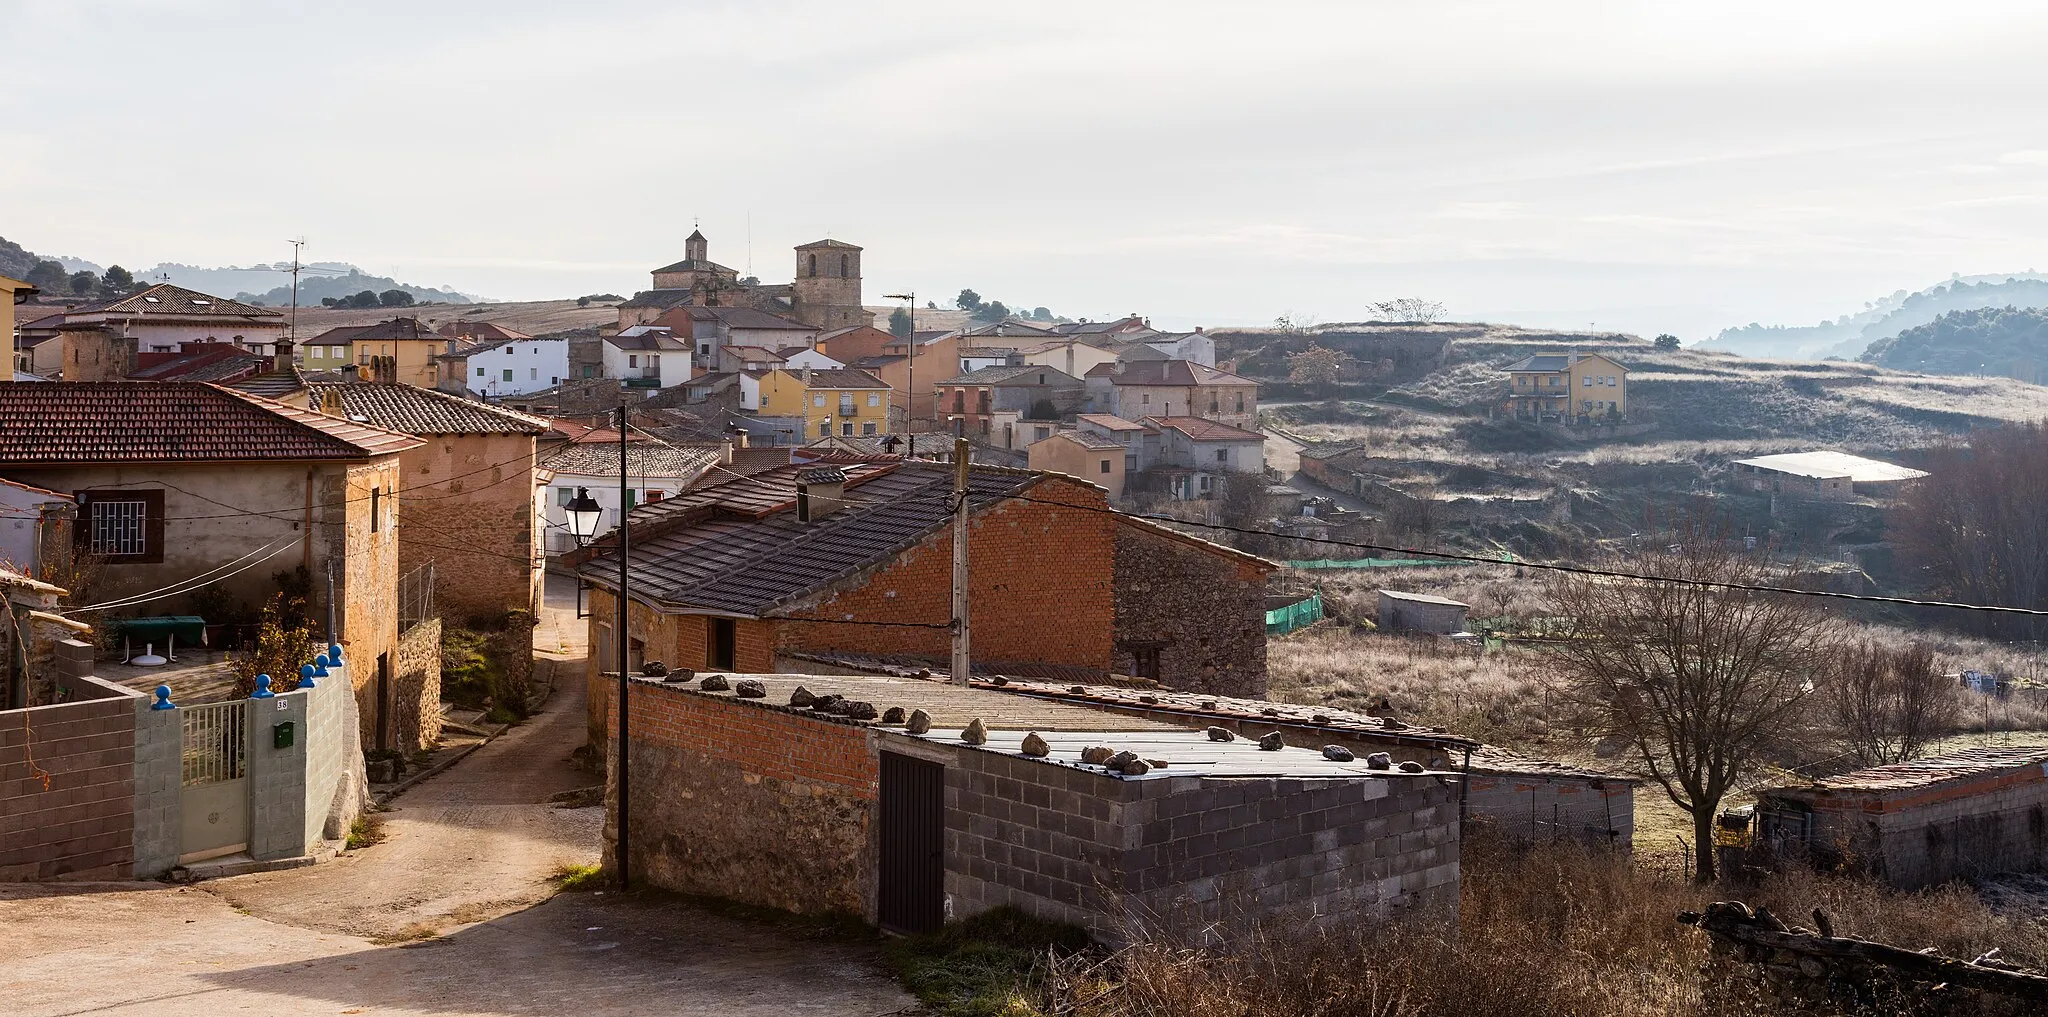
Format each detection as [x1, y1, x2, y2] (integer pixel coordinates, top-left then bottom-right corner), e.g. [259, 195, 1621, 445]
[252, 674, 275, 699]
[313, 653, 331, 678]
[151, 685, 176, 711]
[328, 643, 344, 666]
[300, 663, 318, 689]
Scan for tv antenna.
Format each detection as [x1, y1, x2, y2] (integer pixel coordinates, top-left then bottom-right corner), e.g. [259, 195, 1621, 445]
[287, 237, 306, 342]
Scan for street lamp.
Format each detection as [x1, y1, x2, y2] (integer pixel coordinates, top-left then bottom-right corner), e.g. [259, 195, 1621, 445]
[565, 487, 602, 618]
[884, 292, 915, 431]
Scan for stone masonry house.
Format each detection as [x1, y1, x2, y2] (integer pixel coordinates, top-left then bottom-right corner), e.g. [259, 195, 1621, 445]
[937, 364, 1087, 445]
[1083, 360, 1259, 430]
[0, 381, 429, 753]
[605, 672, 1460, 941]
[291, 382, 550, 624]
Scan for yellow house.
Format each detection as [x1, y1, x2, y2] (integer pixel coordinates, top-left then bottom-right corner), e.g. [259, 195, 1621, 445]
[755, 367, 893, 440]
[305, 317, 458, 387]
[2, 274, 37, 376]
[1503, 352, 1628, 422]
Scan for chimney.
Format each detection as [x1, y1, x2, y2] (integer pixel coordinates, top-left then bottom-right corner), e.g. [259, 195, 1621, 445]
[1193, 326, 1204, 334]
[341, 363, 362, 383]
[795, 466, 846, 523]
[318, 388, 345, 417]
[271, 337, 295, 374]
[373, 355, 398, 385]
[801, 364, 813, 386]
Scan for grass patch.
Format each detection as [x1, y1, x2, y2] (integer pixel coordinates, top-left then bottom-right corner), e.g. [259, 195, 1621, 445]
[551, 862, 605, 892]
[884, 907, 1093, 1017]
[344, 814, 385, 851]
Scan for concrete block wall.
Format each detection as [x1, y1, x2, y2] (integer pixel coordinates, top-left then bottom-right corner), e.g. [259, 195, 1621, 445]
[248, 689, 310, 861]
[1464, 772, 1634, 848]
[1871, 775, 2048, 888]
[943, 747, 1460, 943]
[0, 678, 140, 880]
[306, 659, 367, 844]
[132, 697, 180, 878]
[605, 679, 880, 918]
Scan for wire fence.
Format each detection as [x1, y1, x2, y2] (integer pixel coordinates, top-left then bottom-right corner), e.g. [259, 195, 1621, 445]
[400, 561, 436, 634]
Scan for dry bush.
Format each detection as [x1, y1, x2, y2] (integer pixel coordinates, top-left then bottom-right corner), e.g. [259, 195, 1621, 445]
[1040, 835, 2048, 1017]
[1266, 625, 1557, 747]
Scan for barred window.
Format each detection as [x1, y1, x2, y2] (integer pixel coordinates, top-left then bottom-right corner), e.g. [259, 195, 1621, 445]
[91, 500, 148, 555]
[77, 489, 164, 562]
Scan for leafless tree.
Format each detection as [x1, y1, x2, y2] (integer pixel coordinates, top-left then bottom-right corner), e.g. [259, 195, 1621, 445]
[1891, 421, 2048, 637]
[1823, 637, 1956, 766]
[1371, 297, 1447, 323]
[1549, 523, 1831, 881]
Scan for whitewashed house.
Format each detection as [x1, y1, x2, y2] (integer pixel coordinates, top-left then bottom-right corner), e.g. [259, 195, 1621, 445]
[465, 336, 570, 397]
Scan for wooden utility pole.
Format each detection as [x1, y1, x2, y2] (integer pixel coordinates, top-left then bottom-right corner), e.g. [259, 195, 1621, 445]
[951, 437, 971, 685]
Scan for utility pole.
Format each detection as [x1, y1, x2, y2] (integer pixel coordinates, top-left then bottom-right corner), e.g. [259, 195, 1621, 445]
[615, 405, 632, 888]
[287, 238, 306, 346]
[951, 436, 971, 685]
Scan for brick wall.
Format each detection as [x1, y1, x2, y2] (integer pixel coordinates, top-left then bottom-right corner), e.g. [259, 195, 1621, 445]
[605, 679, 880, 917]
[1771, 770, 2048, 889]
[398, 433, 540, 624]
[779, 480, 1116, 669]
[944, 749, 1459, 943]
[1111, 520, 1270, 697]
[0, 683, 139, 880]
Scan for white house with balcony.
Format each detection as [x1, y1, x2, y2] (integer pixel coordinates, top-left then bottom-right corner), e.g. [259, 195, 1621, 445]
[602, 327, 691, 389]
[464, 336, 570, 397]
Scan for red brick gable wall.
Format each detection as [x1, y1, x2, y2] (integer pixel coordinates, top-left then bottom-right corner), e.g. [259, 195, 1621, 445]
[776, 478, 1115, 669]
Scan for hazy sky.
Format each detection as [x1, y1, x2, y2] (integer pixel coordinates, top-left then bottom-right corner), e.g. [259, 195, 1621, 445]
[5, 0, 2047, 338]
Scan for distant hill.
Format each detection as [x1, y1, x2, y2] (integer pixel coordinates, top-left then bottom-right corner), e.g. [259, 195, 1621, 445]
[0, 235, 41, 279]
[0, 235, 474, 305]
[229, 267, 472, 307]
[1860, 306, 2048, 383]
[1703, 274, 2048, 360]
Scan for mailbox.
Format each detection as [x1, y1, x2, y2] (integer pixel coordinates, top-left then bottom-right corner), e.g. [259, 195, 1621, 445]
[273, 721, 295, 749]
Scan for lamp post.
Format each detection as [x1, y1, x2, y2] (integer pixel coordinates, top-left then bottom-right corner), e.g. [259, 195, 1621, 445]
[564, 487, 601, 618]
[884, 292, 915, 431]
[613, 406, 632, 890]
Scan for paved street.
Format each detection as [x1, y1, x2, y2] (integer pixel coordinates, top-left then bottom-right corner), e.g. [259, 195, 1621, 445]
[0, 589, 913, 1016]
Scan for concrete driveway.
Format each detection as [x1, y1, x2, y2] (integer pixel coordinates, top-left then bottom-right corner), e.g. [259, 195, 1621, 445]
[0, 609, 914, 1017]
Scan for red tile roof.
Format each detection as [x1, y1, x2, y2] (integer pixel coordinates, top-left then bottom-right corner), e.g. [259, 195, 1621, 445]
[0, 382, 423, 464]
[1074, 413, 1150, 432]
[1082, 360, 1253, 386]
[1144, 416, 1265, 442]
[63, 283, 280, 322]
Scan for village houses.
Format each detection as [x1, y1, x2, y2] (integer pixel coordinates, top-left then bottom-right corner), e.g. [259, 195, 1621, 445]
[1082, 359, 1259, 430]
[1501, 351, 1629, 423]
[754, 366, 892, 439]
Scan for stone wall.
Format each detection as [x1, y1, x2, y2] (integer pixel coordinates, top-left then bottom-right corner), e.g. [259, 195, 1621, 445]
[0, 675, 140, 880]
[328, 458, 404, 750]
[945, 749, 1459, 943]
[394, 618, 444, 755]
[398, 433, 541, 624]
[604, 679, 879, 917]
[1110, 519, 1270, 697]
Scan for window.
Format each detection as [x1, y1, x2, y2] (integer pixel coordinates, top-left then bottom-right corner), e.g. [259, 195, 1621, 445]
[1141, 393, 1150, 404]
[1034, 426, 1050, 441]
[708, 618, 737, 670]
[808, 253, 818, 276]
[1216, 449, 1229, 463]
[867, 393, 880, 407]
[813, 394, 826, 407]
[1210, 395, 1219, 413]
[81, 490, 162, 562]
[1099, 459, 1111, 474]
[1584, 376, 1593, 387]
[699, 344, 712, 356]
[582, 365, 597, 378]
[628, 355, 639, 368]
[476, 366, 486, 377]
[842, 422, 854, 436]
[863, 422, 877, 436]
[502, 369, 513, 382]
[1132, 646, 1161, 680]
[646, 490, 666, 502]
[370, 487, 381, 532]
[556, 487, 576, 507]
[1236, 393, 1245, 412]
[818, 422, 830, 437]
[952, 391, 965, 413]
[530, 368, 538, 380]
[839, 254, 849, 276]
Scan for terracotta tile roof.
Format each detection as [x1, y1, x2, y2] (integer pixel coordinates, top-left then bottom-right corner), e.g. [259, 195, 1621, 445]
[436, 321, 531, 342]
[939, 365, 1081, 386]
[1083, 360, 1253, 386]
[539, 442, 720, 480]
[776, 368, 888, 390]
[617, 289, 699, 311]
[0, 382, 422, 463]
[663, 306, 815, 331]
[1768, 746, 2048, 796]
[604, 331, 689, 352]
[301, 383, 548, 435]
[129, 348, 269, 383]
[307, 316, 443, 344]
[1075, 413, 1150, 432]
[229, 367, 347, 398]
[1038, 430, 1124, 451]
[1143, 415, 1264, 442]
[65, 283, 280, 321]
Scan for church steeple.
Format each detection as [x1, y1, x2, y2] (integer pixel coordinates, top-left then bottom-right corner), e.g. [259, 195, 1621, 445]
[685, 229, 708, 264]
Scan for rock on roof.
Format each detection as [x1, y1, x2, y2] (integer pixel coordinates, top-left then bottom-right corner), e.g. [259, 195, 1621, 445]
[1768, 746, 2048, 796]
[0, 382, 422, 463]
[301, 383, 548, 435]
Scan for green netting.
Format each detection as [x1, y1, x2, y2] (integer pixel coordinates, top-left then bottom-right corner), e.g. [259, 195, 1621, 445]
[1284, 557, 1468, 569]
[1265, 592, 1324, 635]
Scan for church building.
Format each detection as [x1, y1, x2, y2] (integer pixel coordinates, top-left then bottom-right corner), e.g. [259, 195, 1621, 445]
[616, 232, 873, 332]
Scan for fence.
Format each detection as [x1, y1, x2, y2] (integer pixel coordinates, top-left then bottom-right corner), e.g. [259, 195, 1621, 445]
[179, 701, 247, 787]
[1285, 557, 1467, 570]
[1265, 592, 1324, 635]
[400, 561, 436, 633]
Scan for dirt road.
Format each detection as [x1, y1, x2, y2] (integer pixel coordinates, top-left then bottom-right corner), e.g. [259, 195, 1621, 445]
[2, 593, 914, 1015]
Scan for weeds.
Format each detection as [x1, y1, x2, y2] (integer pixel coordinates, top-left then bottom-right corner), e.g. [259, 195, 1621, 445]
[551, 862, 605, 892]
[883, 907, 1093, 1017]
[345, 814, 384, 851]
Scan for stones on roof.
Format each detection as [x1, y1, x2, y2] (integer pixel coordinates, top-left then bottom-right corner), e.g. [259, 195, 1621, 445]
[0, 381, 422, 463]
[1040, 431, 1124, 451]
[301, 382, 548, 435]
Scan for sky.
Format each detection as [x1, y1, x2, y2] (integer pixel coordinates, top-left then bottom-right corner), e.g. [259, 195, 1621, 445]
[4, 0, 2048, 339]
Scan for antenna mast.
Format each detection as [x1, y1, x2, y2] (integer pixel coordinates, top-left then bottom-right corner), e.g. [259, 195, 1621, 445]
[287, 237, 306, 343]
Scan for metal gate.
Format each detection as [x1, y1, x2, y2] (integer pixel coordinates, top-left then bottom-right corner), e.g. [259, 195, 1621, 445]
[178, 700, 249, 863]
[878, 752, 946, 934]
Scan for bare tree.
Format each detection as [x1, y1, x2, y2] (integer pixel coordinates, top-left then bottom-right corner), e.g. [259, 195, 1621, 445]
[1823, 637, 1956, 766]
[1371, 297, 1447, 323]
[1891, 422, 2048, 638]
[1549, 525, 1831, 881]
